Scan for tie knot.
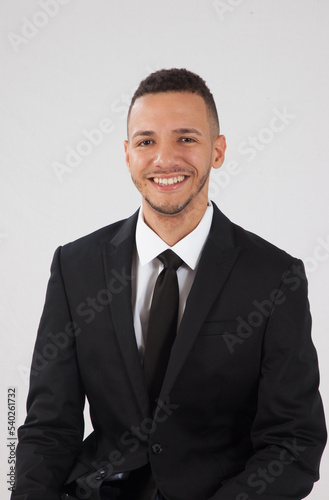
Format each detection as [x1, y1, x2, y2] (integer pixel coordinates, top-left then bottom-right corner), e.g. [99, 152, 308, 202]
[158, 249, 183, 271]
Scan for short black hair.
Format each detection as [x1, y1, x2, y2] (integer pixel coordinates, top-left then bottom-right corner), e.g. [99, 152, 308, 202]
[127, 68, 220, 138]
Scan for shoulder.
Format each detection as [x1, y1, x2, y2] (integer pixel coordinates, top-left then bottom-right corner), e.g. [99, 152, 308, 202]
[211, 203, 300, 277]
[234, 222, 294, 260]
[59, 210, 139, 262]
[232, 222, 303, 286]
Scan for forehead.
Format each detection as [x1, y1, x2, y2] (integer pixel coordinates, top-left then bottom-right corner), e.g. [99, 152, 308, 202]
[128, 92, 209, 132]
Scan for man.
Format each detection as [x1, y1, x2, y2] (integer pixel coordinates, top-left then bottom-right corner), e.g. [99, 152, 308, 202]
[12, 68, 326, 500]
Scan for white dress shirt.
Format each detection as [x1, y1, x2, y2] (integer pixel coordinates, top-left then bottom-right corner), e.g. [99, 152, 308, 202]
[131, 202, 214, 357]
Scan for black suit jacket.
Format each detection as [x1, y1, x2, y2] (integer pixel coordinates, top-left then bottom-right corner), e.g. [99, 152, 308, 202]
[12, 203, 326, 500]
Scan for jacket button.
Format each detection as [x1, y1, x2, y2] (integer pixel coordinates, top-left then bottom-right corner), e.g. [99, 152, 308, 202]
[95, 469, 106, 480]
[151, 443, 163, 454]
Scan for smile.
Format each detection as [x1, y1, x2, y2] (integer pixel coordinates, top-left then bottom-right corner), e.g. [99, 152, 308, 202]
[152, 175, 186, 186]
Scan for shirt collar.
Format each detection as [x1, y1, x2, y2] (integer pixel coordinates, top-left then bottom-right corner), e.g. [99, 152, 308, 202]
[135, 202, 214, 270]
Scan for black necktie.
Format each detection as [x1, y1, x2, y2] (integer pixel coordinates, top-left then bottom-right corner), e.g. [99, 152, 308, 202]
[143, 250, 183, 408]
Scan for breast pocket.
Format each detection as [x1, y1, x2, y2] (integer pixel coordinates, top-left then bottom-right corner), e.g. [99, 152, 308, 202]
[198, 320, 239, 336]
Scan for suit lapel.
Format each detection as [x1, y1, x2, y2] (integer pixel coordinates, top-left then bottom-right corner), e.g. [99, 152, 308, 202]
[102, 210, 150, 419]
[159, 204, 241, 404]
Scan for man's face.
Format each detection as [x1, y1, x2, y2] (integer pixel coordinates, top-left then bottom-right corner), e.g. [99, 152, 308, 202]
[124, 91, 226, 218]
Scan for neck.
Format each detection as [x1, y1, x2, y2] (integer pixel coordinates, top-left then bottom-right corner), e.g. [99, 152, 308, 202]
[142, 200, 209, 246]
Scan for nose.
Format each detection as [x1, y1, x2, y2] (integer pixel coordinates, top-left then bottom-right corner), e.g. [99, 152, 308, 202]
[153, 140, 178, 169]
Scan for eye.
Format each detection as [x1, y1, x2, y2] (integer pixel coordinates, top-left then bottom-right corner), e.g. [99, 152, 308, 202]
[180, 137, 195, 143]
[138, 139, 154, 146]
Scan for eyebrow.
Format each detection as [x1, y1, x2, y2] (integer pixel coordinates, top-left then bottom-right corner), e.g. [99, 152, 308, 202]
[172, 128, 202, 136]
[131, 127, 202, 140]
[131, 130, 154, 140]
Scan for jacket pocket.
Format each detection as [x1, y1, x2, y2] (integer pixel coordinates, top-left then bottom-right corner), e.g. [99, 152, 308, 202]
[198, 320, 240, 336]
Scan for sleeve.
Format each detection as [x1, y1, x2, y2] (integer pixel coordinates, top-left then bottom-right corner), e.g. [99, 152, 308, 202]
[209, 259, 327, 500]
[11, 247, 86, 500]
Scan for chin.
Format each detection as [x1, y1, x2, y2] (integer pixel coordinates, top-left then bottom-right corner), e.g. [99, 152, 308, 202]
[146, 197, 192, 216]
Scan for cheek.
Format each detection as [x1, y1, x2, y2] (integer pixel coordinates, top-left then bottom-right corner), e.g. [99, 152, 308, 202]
[184, 150, 209, 170]
[127, 156, 151, 183]
[127, 153, 142, 172]
[130, 150, 151, 167]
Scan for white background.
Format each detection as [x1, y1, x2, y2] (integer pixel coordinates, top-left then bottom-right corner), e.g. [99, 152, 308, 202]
[1, 0, 328, 498]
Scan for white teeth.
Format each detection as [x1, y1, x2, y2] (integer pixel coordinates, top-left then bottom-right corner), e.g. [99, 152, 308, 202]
[153, 175, 185, 186]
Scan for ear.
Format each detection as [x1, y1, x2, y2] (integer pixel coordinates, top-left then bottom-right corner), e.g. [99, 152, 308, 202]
[211, 135, 226, 170]
[124, 140, 131, 173]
